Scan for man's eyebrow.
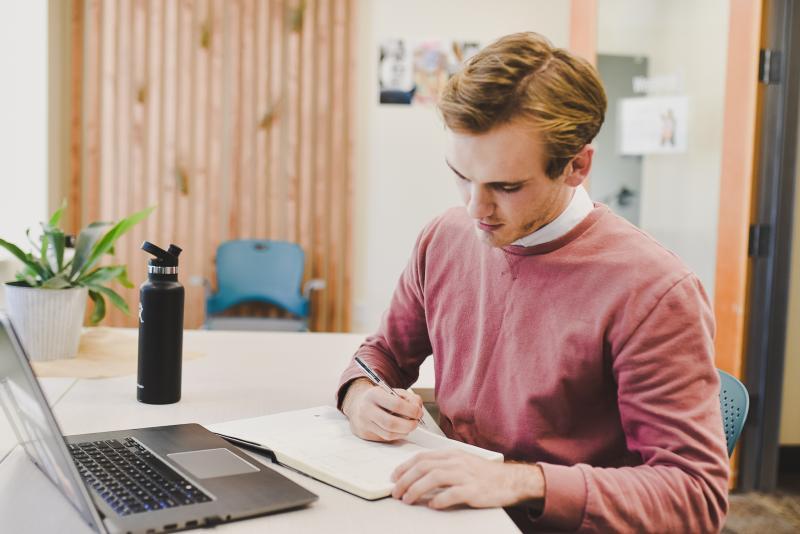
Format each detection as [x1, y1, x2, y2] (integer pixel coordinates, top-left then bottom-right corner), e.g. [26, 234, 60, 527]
[445, 159, 530, 186]
[445, 160, 470, 181]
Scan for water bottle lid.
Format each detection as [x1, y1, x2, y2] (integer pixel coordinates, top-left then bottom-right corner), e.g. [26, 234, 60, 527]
[141, 241, 182, 268]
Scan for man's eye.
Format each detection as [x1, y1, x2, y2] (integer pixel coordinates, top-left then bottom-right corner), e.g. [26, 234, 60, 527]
[499, 185, 522, 193]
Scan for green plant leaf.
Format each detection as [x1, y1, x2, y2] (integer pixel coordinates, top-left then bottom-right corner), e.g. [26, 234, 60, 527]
[39, 230, 51, 273]
[14, 271, 37, 287]
[48, 199, 67, 227]
[69, 222, 111, 280]
[117, 266, 134, 289]
[0, 238, 46, 280]
[86, 284, 129, 316]
[41, 275, 72, 289]
[25, 228, 39, 251]
[21, 263, 40, 280]
[52, 229, 66, 272]
[78, 265, 126, 286]
[79, 206, 154, 278]
[40, 223, 66, 275]
[87, 290, 106, 325]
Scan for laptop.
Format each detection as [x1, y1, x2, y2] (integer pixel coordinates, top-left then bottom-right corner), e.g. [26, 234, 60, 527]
[0, 314, 318, 533]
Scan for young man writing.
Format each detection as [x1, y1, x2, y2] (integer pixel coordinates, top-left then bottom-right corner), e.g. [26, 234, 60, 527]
[337, 32, 729, 532]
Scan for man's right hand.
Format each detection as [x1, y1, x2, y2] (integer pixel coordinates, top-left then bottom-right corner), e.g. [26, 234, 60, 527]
[341, 377, 424, 442]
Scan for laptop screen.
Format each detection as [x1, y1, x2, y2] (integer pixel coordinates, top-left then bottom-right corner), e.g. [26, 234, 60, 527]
[0, 317, 104, 532]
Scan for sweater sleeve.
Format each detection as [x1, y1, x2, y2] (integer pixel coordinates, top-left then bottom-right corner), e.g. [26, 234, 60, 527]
[336, 231, 433, 408]
[533, 274, 729, 533]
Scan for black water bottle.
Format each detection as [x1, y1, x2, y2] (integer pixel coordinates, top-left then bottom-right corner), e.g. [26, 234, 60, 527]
[137, 242, 184, 404]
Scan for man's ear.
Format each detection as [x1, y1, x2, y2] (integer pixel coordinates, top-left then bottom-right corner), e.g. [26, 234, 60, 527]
[563, 145, 594, 187]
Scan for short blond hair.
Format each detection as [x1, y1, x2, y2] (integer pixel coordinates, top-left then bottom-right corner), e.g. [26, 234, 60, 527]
[438, 32, 607, 178]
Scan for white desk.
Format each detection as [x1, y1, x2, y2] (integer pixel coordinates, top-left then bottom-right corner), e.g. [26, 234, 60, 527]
[1, 329, 516, 533]
[0, 377, 76, 461]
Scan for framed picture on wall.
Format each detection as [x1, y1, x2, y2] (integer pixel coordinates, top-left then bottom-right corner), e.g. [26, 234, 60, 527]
[618, 95, 689, 155]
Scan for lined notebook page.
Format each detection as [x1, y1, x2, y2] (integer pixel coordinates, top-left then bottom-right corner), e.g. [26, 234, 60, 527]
[207, 406, 503, 500]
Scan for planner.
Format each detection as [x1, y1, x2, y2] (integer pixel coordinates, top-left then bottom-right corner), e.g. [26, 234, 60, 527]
[205, 405, 504, 500]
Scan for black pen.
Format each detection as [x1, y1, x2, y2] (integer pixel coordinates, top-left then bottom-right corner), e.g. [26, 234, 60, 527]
[215, 432, 278, 463]
[354, 356, 427, 428]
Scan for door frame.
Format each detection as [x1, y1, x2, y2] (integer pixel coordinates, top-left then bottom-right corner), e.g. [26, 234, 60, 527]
[737, 0, 800, 492]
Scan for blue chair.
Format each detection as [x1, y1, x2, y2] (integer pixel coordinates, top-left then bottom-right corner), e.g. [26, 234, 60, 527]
[198, 240, 325, 331]
[718, 369, 749, 457]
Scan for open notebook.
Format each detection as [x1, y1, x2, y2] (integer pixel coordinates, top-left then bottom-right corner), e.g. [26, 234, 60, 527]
[206, 406, 503, 500]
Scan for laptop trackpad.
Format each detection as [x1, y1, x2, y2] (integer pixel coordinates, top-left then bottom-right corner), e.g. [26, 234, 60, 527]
[167, 448, 260, 479]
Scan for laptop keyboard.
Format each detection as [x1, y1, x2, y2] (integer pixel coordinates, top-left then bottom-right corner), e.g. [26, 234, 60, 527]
[68, 437, 212, 516]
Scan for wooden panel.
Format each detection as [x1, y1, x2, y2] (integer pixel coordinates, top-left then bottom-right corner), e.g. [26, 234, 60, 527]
[254, 0, 269, 241]
[268, 0, 285, 243]
[569, 0, 597, 66]
[328, 0, 343, 331]
[240, 0, 256, 241]
[207, 0, 224, 287]
[70, 0, 87, 235]
[125, 0, 147, 324]
[312, 0, 332, 331]
[191, 0, 210, 328]
[715, 0, 764, 490]
[713, 0, 764, 380]
[145, 0, 163, 277]
[97, 0, 114, 226]
[342, 0, 355, 330]
[175, 0, 195, 323]
[160, 0, 178, 272]
[227, 0, 242, 239]
[299, 0, 317, 318]
[74, 0, 355, 332]
[285, 0, 301, 245]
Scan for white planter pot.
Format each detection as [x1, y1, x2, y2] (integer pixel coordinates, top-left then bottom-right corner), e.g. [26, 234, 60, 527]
[4, 283, 88, 361]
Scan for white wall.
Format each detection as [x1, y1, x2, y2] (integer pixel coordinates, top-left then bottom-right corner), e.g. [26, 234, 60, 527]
[0, 0, 48, 305]
[597, 0, 730, 298]
[352, 0, 571, 332]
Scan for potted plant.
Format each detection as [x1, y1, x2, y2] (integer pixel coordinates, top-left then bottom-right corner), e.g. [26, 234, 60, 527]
[0, 203, 153, 361]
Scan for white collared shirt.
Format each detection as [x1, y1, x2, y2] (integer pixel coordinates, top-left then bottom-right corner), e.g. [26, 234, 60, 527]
[511, 185, 594, 247]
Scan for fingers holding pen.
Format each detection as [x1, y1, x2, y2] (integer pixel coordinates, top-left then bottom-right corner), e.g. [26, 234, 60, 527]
[373, 387, 423, 422]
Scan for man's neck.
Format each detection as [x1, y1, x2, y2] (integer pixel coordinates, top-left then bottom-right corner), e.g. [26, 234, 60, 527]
[536, 187, 576, 232]
[512, 186, 593, 248]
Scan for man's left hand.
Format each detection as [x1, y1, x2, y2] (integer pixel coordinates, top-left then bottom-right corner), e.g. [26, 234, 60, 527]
[390, 449, 545, 509]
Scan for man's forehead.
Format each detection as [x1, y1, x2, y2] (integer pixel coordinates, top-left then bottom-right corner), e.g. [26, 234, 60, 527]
[444, 129, 547, 183]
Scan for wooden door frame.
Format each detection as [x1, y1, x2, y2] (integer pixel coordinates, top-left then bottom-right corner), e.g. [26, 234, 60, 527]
[737, 0, 800, 491]
[571, 0, 765, 487]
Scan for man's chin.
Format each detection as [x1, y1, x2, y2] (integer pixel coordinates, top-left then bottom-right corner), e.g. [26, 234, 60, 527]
[474, 228, 513, 248]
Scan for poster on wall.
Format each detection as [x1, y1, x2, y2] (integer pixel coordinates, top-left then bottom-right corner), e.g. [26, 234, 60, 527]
[618, 96, 689, 155]
[411, 41, 449, 105]
[378, 39, 481, 105]
[378, 39, 415, 104]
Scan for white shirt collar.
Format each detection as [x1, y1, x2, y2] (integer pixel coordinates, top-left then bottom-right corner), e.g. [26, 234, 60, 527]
[511, 185, 594, 247]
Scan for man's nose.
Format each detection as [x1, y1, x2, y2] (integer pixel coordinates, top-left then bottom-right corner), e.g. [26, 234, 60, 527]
[466, 184, 493, 219]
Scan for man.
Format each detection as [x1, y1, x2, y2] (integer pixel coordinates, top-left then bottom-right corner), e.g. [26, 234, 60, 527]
[337, 32, 728, 532]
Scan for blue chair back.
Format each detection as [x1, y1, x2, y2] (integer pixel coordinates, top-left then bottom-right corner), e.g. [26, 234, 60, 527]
[718, 369, 749, 457]
[206, 240, 309, 318]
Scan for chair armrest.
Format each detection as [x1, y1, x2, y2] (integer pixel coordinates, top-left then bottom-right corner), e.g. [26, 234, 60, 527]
[303, 278, 326, 299]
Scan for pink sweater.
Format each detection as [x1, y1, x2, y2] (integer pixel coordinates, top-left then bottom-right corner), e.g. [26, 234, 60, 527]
[338, 205, 729, 532]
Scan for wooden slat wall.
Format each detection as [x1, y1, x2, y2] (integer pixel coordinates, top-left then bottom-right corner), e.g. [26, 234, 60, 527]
[74, 0, 354, 331]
